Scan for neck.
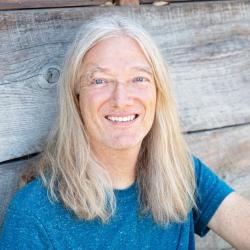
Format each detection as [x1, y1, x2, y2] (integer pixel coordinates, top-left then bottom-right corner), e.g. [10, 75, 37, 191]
[91, 143, 141, 190]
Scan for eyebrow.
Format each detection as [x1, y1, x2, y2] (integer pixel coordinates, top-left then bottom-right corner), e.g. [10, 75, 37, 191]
[131, 66, 153, 76]
[85, 63, 153, 79]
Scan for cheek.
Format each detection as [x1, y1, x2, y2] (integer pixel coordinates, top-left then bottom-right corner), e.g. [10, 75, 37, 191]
[143, 87, 157, 111]
[143, 89, 157, 127]
[79, 91, 108, 123]
[150, 86, 157, 108]
[79, 94, 93, 125]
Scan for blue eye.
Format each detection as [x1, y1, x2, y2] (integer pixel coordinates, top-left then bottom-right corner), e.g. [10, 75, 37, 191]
[92, 78, 115, 86]
[133, 76, 147, 83]
[94, 79, 104, 85]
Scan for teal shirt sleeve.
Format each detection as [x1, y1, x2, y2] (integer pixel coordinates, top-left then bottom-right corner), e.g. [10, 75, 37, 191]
[192, 156, 234, 237]
[0, 199, 54, 250]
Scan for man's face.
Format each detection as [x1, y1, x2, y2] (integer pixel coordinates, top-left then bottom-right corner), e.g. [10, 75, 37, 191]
[79, 36, 156, 152]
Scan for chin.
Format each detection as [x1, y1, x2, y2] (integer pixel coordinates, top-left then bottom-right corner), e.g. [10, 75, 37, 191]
[108, 138, 142, 150]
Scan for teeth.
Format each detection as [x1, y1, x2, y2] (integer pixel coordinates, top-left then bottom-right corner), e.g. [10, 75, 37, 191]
[107, 115, 136, 122]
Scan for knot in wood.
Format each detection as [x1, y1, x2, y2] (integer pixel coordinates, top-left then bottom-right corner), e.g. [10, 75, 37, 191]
[45, 67, 60, 84]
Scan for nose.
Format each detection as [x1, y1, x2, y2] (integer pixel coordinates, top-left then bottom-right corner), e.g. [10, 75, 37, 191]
[111, 81, 133, 108]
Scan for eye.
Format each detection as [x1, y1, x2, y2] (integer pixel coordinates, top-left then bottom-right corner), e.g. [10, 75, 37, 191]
[90, 78, 115, 86]
[93, 78, 104, 85]
[91, 78, 110, 85]
[132, 76, 148, 83]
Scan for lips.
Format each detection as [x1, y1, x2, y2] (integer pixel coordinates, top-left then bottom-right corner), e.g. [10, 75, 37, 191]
[105, 114, 139, 122]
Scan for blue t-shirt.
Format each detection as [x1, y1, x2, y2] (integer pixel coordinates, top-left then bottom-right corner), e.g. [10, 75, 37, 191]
[0, 157, 233, 250]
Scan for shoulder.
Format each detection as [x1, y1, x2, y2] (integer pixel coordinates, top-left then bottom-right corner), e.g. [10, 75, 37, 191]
[191, 155, 233, 198]
[7, 178, 62, 219]
[191, 155, 205, 178]
[0, 179, 57, 248]
[192, 155, 218, 186]
[191, 155, 234, 236]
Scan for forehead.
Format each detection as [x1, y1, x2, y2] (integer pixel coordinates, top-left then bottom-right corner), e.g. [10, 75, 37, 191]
[82, 35, 152, 72]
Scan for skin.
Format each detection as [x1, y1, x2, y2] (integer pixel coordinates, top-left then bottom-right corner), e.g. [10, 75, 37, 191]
[79, 35, 156, 189]
[208, 192, 250, 249]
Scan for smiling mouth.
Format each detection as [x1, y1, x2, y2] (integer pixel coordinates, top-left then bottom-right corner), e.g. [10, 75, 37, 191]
[105, 114, 139, 122]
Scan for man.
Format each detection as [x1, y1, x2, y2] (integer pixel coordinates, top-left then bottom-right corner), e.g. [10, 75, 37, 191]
[1, 15, 250, 249]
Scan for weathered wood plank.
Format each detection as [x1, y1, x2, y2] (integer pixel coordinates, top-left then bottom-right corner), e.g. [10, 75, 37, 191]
[0, 1, 250, 162]
[0, 0, 108, 10]
[185, 124, 250, 189]
[0, 0, 211, 10]
[116, 0, 140, 6]
[196, 231, 233, 250]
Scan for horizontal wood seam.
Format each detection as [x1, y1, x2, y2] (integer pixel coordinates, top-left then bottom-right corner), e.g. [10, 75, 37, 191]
[2, 122, 250, 165]
[186, 121, 250, 135]
[0, 152, 40, 166]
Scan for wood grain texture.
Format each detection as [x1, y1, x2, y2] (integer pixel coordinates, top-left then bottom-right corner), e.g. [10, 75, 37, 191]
[196, 231, 233, 250]
[0, 0, 108, 10]
[115, 0, 140, 6]
[0, 1, 250, 163]
[0, 0, 204, 10]
[185, 124, 250, 190]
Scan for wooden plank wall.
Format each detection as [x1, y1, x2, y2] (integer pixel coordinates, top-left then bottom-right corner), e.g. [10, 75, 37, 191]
[0, 0, 193, 10]
[0, 1, 249, 249]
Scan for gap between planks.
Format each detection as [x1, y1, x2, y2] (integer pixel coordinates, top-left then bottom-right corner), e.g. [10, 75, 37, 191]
[185, 121, 250, 135]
